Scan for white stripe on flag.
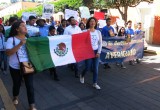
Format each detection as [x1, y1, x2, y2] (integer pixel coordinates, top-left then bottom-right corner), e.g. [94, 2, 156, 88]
[48, 35, 76, 66]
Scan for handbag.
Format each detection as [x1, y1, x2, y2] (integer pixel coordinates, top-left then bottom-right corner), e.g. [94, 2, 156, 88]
[13, 37, 35, 74]
[19, 62, 35, 74]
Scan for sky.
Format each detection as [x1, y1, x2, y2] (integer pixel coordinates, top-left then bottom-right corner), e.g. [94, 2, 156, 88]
[0, 0, 11, 3]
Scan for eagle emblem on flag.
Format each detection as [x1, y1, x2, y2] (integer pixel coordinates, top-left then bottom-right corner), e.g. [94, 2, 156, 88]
[54, 42, 68, 57]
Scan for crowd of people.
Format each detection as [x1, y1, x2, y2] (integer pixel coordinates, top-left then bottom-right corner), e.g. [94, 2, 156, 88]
[0, 15, 144, 110]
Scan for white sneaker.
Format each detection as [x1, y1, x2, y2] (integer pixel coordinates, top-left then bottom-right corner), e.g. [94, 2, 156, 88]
[13, 99, 18, 105]
[29, 107, 37, 110]
[80, 74, 84, 84]
[93, 83, 101, 90]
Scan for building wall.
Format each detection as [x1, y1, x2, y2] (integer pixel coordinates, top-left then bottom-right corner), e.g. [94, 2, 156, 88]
[0, 2, 22, 17]
[152, 0, 160, 44]
[0, 2, 39, 17]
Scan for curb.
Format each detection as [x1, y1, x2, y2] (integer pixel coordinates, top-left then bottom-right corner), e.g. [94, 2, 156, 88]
[144, 50, 158, 55]
[0, 79, 16, 110]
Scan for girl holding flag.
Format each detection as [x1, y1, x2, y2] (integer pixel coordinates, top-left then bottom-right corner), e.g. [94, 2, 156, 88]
[80, 17, 102, 90]
[6, 21, 37, 110]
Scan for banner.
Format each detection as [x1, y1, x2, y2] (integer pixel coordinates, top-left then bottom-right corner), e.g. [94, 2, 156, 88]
[79, 6, 90, 19]
[42, 4, 54, 19]
[100, 33, 144, 63]
[94, 12, 105, 20]
[22, 12, 36, 22]
[26, 25, 39, 37]
[65, 9, 78, 21]
[98, 20, 106, 28]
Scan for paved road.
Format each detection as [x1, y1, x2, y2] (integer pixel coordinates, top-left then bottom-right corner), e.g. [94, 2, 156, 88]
[0, 53, 160, 110]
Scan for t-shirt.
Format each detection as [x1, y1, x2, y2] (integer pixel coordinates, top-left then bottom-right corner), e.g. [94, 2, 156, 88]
[26, 25, 39, 37]
[83, 30, 102, 54]
[101, 26, 115, 38]
[6, 37, 29, 69]
[39, 25, 50, 37]
[125, 28, 134, 35]
[0, 34, 6, 51]
[90, 30, 102, 53]
[63, 25, 82, 35]
[135, 29, 142, 35]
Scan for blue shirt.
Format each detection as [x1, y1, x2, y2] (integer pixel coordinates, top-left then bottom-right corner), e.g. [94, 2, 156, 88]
[101, 26, 114, 38]
[39, 25, 50, 37]
[125, 28, 134, 35]
[135, 29, 141, 35]
[38, 21, 55, 37]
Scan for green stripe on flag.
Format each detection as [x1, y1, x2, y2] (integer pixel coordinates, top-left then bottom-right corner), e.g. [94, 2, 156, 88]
[26, 37, 55, 72]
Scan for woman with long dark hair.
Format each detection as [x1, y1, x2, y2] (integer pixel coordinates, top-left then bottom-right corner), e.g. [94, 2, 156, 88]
[80, 17, 102, 89]
[6, 21, 37, 110]
[116, 27, 126, 69]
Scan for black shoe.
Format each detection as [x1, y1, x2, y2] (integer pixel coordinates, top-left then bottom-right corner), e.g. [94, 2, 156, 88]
[104, 64, 111, 69]
[136, 59, 141, 64]
[129, 61, 135, 65]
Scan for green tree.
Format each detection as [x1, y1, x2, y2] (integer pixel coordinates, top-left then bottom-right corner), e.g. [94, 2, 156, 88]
[16, 0, 83, 17]
[54, 0, 82, 12]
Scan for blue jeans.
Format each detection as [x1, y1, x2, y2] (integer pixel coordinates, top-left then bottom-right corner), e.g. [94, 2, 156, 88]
[82, 50, 100, 83]
[0, 51, 7, 71]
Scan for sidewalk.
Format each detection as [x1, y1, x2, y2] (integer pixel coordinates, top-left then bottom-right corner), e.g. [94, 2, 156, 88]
[0, 77, 16, 110]
[0, 96, 4, 110]
[144, 44, 160, 55]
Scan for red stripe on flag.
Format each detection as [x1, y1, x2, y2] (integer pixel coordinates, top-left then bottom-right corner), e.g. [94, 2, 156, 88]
[72, 31, 95, 62]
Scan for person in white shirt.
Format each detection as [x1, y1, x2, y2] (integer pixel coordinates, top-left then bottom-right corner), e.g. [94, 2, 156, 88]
[6, 21, 37, 110]
[63, 16, 82, 35]
[63, 16, 82, 78]
[80, 17, 102, 90]
[26, 16, 39, 37]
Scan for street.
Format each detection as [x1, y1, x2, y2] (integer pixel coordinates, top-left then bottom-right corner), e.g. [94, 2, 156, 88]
[0, 48, 160, 110]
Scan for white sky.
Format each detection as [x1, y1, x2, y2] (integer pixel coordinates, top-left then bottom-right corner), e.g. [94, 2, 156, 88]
[0, 0, 11, 3]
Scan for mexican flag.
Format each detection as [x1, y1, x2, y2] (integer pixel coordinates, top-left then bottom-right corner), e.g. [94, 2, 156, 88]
[26, 31, 95, 72]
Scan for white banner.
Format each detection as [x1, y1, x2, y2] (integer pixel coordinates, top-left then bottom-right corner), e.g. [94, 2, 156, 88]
[65, 9, 78, 21]
[26, 25, 39, 37]
[42, 4, 54, 19]
[79, 6, 90, 19]
[22, 12, 36, 22]
[116, 18, 125, 27]
[98, 20, 106, 28]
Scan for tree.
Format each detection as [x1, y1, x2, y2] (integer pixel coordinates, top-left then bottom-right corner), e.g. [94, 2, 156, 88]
[105, 0, 153, 22]
[16, 0, 82, 17]
[83, 0, 153, 22]
[53, 0, 82, 12]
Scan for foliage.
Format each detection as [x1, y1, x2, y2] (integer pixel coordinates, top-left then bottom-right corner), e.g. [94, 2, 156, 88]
[82, 0, 106, 9]
[83, 0, 153, 22]
[105, 0, 153, 22]
[16, 0, 83, 17]
[53, 0, 83, 12]
[105, 0, 153, 7]
[17, 5, 43, 17]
